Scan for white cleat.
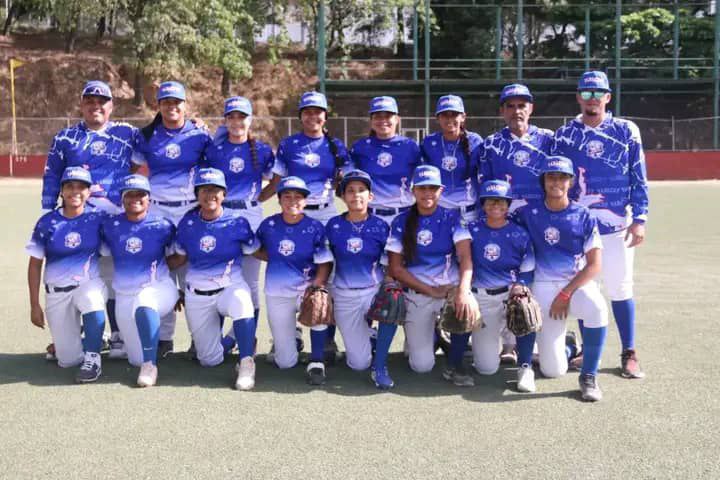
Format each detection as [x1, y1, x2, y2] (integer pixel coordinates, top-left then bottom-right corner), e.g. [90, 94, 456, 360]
[235, 357, 256, 391]
[137, 362, 158, 387]
[516, 364, 536, 393]
[579, 373, 603, 402]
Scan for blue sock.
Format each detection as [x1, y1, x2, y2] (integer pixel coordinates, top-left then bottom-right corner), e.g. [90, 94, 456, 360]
[373, 323, 397, 370]
[135, 307, 160, 364]
[449, 333, 470, 369]
[81, 311, 106, 353]
[326, 324, 336, 344]
[612, 299, 636, 350]
[310, 328, 327, 362]
[581, 326, 607, 376]
[516, 333, 536, 366]
[106, 299, 118, 333]
[233, 317, 257, 359]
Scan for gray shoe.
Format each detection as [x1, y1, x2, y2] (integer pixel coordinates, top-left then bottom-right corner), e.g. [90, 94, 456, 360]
[306, 362, 326, 386]
[442, 364, 475, 387]
[157, 340, 174, 359]
[579, 373, 603, 402]
[75, 352, 102, 383]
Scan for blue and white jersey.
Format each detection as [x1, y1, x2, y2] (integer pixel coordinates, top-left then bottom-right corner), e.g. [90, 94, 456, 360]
[26, 209, 106, 286]
[256, 213, 334, 297]
[202, 138, 275, 203]
[420, 131, 483, 208]
[42, 121, 137, 210]
[478, 125, 553, 203]
[273, 133, 350, 204]
[512, 201, 601, 282]
[326, 213, 390, 290]
[349, 135, 421, 209]
[386, 207, 471, 287]
[132, 121, 212, 203]
[467, 218, 534, 289]
[174, 208, 258, 291]
[552, 113, 649, 234]
[101, 213, 175, 294]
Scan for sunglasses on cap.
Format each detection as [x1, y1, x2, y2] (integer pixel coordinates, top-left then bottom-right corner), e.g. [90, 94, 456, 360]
[579, 91, 607, 100]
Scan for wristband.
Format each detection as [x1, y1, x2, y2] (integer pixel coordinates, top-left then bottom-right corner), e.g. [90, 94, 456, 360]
[557, 290, 572, 302]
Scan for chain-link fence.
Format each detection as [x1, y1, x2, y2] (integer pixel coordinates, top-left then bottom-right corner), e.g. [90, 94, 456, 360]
[1, 116, 718, 156]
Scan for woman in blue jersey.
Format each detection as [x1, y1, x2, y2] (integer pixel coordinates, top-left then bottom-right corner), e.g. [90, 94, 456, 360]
[349, 96, 421, 226]
[386, 165, 476, 385]
[421, 95, 483, 223]
[466, 180, 537, 392]
[325, 170, 396, 389]
[27, 167, 108, 383]
[254, 177, 334, 386]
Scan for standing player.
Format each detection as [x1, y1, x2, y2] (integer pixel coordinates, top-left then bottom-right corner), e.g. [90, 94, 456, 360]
[552, 71, 648, 379]
[100, 174, 178, 387]
[254, 177, 334, 385]
[27, 167, 108, 383]
[421, 95, 483, 223]
[172, 168, 259, 390]
[348, 96, 421, 226]
[513, 156, 608, 401]
[41, 80, 138, 360]
[386, 165, 475, 385]
[325, 170, 394, 388]
[132, 81, 212, 357]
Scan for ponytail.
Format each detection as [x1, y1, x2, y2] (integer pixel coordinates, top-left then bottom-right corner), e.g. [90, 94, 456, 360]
[460, 122, 471, 179]
[141, 112, 162, 141]
[402, 204, 420, 264]
[248, 132, 259, 171]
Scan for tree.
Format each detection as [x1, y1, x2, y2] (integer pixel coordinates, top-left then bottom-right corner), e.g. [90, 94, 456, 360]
[2, 0, 52, 36]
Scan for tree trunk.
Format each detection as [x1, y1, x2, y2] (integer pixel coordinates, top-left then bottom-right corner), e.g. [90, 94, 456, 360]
[2, 4, 18, 36]
[133, 65, 144, 106]
[221, 69, 231, 96]
[96, 16, 106, 44]
[65, 29, 77, 53]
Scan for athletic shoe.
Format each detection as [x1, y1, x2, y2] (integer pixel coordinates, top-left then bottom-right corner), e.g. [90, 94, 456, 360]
[137, 362, 158, 387]
[75, 352, 102, 383]
[517, 363, 536, 393]
[157, 340, 174, 359]
[101, 332, 111, 351]
[45, 343, 57, 362]
[579, 373, 603, 402]
[265, 343, 276, 365]
[235, 357, 256, 391]
[324, 339, 340, 365]
[569, 353, 584, 371]
[620, 349, 646, 379]
[442, 364, 475, 387]
[108, 332, 127, 360]
[306, 361, 326, 386]
[500, 344, 517, 365]
[371, 366, 394, 390]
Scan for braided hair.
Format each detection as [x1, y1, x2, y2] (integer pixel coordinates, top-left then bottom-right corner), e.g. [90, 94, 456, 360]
[247, 131, 259, 171]
[401, 204, 420, 264]
[459, 122, 471, 179]
[141, 112, 162, 141]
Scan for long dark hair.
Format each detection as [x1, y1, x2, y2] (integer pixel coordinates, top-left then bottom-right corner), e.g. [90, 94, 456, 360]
[401, 204, 420, 264]
[248, 131, 259, 170]
[141, 113, 162, 141]
[459, 122, 471, 179]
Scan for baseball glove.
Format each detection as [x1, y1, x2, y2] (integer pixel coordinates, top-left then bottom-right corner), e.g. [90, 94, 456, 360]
[504, 284, 543, 337]
[438, 286, 482, 334]
[298, 285, 334, 327]
[366, 280, 407, 325]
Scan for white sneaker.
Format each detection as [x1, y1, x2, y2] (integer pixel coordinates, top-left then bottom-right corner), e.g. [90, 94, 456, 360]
[235, 357, 256, 391]
[137, 362, 158, 387]
[517, 364, 536, 393]
[108, 332, 127, 360]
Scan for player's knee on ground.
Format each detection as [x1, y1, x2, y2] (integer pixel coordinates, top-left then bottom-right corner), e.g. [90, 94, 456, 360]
[538, 351, 568, 378]
[473, 354, 500, 376]
[273, 348, 298, 369]
[409, 351, 435, 373]
[345, 349, 372, 371]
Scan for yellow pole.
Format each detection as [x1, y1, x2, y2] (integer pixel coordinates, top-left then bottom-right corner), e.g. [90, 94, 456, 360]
[9, 58, 24, 176]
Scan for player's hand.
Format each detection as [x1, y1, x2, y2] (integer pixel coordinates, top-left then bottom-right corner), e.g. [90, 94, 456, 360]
[428, 284, 452, 299]
[626, 222, 646, 247]
[174, 290, 185, 312]
[550, 294, 570, 320]
[453, 290, 472, 320]
[30, 304, 45, 329]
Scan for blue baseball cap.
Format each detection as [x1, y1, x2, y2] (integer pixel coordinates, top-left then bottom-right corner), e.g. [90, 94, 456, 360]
[119, 174, 151, 194]
[339, 170, 373, 193]
[81, 80, 112, 99]
[500, 84, 533, 104]
[277, 176, 311, 197]
[298, 91, 328, 111]
[412, 165, 443, 188]
[541, 156, 575, 177]
[60, 167, 92, 186]
[435, 95, 465, 115]
[224, 96, 252, 116]
[479, 180, 513, 201]
[157, 81, 187, 101]
[369, 96, 399, 115]
[194, 168, 227, 190]
[578, 71, 611, 92]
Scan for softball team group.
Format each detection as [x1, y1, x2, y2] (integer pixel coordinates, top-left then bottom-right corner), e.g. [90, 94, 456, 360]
[27, 70, 649, 402]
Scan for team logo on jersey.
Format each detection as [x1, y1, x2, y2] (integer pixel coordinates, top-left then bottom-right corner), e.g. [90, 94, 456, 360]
[484, 243, 501, 261]
[165, 143, 181, 159]
[586, 140, 604, 159]
[278, 239, 295, 256]
[199, 235, 217, 253]
[229, 157, 245, 173]
[346, 237, 363, 254]
[544, 227, 560, 245]
[304, 153, 321, 168]
[441, 156, 457, 171]
[513, 150, 530, 167]
[125, 236, 143, 254]
[90, 141, 107, 156]
[64, 232, 81, 248]
[377, 152, 393, 168]
[417, 229, 433, 246]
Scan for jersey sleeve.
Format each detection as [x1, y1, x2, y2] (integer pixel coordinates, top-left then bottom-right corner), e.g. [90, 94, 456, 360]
[239, 219, 260, 255]
[260, 143, 276, 180]
[173, 221, 187, 256]
[332, 138, 351, 172]
[519, 237, 535, 274]
[409, 139, 422, 171]
[272, 140, 288, 176]
[41, 134, 66, 210]
[131, 133, 148, 166]
[452, 215, 472, 243]
[476, 137, 492, 183]
[385, 215, 405, 254]
[627, 123, 649, 224]
[378, 221, 391, 266]
[25, 217, 48, 259]
[583, 213, 603, 253]
[313, 226, 333, 264]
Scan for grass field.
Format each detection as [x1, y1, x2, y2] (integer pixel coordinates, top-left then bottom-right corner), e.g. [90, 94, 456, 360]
[1, 179, 718, 479]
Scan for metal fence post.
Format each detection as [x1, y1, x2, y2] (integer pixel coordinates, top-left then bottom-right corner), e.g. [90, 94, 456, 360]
[615, 0, 622, 116]
[517, 0, 523, 81]
[317, 1, 326, 94]
[343, 117, 348, 146]
[671, 115, 676, 151]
